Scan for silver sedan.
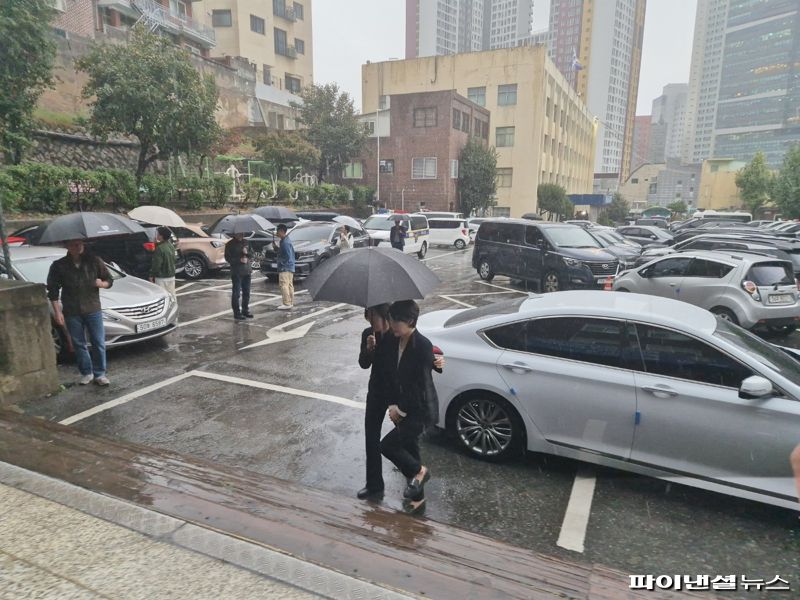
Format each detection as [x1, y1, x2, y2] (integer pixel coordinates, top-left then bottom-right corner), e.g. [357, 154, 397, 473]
[418, 290, 800, 511]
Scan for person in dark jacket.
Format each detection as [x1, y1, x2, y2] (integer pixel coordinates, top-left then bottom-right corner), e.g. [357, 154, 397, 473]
[357, 303, 392, 500]
[389, 218, 406, 251]
[149, 226, 176, 302]
[47, 239, 114, 386]
[225, 233, 252, 320]
[380, 300, 444, 511]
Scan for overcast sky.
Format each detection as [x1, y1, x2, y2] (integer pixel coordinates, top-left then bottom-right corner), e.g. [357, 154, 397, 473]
[313, 0, 698, 116]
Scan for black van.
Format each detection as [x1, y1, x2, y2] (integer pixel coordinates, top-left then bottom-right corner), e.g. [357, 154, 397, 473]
[472, 219, 619, 292]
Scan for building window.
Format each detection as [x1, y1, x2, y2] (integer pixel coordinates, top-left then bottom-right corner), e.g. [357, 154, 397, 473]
[364, 121, 375, 135]
[450, 159, 459, 179]
[263, 65, 272, 85]
[380, 159, 394, 174]
[343, 162, 363, 179]
[468, 86, 486, 107]
[452, 109, 461, 130]
[293, 1, 304, 19]
[412, 157, 437, 179]
[250, 15, 266, 35]
[285, 75, 302, 94]
[496, 126, 515, 147]
[631, 178, 638, 184]
[498, 84, 517, 106]
[474, 117, 481, 136]
[462, 114, 471, 134]
[497, 168, 513, 187]
[413, 107, 437, 128]
[295, 38, 305, 54]
[212, 9, 232, 27]
[274, 28, 288, 54]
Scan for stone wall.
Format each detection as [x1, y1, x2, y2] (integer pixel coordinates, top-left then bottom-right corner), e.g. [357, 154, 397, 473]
[27, 128, 144, 172]
[0, 281, 59, 406]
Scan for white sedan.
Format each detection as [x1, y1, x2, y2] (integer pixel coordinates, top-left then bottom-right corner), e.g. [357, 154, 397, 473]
[418, 290, 800, 511]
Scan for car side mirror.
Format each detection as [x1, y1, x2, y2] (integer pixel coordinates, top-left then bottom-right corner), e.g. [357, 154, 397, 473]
[0, 273, 9, 280]
[109, 261, 122, 271]
[650, 235, 658, 240]
[739, 376, 773, 400]
[639, 268, 651, 278]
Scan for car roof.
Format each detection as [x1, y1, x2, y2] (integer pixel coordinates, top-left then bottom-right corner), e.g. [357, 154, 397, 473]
[666, 249, 790, 264]
[7, 245, 66, 261]
[479, 218, 580, 228]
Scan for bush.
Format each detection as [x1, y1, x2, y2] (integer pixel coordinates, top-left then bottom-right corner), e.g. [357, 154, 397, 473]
[0, 172, 22, 212]
[101, 169, 138, 209]
[243, 177, 273, 205]
[5, 164, 72, 214]
[140, 174, 175, 207]
[205, 174, 230, 209]
[176, 176, 204, 210]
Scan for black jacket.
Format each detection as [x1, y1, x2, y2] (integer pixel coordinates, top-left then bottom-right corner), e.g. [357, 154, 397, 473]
[225, 238, 252, 276]
[359, 327, 392, 402]
[384, 329, 441, 425]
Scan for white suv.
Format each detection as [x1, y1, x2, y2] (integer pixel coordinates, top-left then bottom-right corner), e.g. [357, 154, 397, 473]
[362, 213, 431, 258]
[428, 218, 470, 249]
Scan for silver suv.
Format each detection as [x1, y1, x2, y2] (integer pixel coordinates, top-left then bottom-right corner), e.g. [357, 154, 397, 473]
[613, 250, 799, 334]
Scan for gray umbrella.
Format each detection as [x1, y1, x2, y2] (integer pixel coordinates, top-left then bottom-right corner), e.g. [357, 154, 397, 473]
[216, 214, 274, 235]
[254, 206, 297, 221]
[38, 212, 146, 244]
[306, 247, 441, 308]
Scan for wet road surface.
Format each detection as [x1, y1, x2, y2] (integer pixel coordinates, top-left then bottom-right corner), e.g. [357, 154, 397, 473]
[20, 246, 800, 597]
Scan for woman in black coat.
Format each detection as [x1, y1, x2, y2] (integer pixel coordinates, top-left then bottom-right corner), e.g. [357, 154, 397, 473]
[380, 300, 444, 510]
[357, 303, 392, 499]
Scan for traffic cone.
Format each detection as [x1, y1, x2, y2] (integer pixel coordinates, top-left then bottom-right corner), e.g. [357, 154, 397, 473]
[603, 276, 613, 291]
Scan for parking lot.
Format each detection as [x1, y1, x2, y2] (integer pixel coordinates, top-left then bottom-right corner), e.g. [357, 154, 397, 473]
[20, 246, 800, 596]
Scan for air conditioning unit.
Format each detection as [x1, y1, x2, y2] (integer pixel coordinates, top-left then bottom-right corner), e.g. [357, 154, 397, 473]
[185, 45, 201, 56]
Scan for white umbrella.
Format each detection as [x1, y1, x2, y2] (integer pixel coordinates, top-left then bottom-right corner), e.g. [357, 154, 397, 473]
[333, 215, 361, 229]
[128, 206, 187, 228]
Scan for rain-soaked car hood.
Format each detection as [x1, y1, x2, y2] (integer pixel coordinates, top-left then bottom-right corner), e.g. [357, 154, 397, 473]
[554, 246, 618, 262]
[101, 276, 169, 309]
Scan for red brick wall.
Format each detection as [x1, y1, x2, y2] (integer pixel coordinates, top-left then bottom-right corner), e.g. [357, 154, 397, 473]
[53, 0, 97, 38]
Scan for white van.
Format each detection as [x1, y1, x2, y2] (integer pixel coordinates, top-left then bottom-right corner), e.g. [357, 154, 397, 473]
[421, 211, 464, 220]
[428, 218, 470, 249]
[362, 213, 431, 258]
[691, 210, 752, 223]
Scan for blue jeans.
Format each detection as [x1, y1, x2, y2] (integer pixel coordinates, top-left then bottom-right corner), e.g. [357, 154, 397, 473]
[65, 311, 107, 378]
[231, 273, 251, 316]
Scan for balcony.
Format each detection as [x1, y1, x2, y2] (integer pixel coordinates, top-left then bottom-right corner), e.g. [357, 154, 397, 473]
[98, 0, 216, 47]
[274, 4, 296, 22]
[276, 45, 298, 59]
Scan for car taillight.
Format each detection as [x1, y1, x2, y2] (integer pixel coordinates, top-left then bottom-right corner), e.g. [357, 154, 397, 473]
[143, 242, 156, 251]
[741, 280, 761, 301]
[461, 229, 468, 235]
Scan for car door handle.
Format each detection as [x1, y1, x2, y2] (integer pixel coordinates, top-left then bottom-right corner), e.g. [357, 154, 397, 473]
[501, 362, 534, 373]
[669, 282, 677, 287]
[641, 385, 678, 397]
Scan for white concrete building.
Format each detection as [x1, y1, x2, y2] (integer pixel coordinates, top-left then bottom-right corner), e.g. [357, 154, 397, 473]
[651, 83, 688, 162]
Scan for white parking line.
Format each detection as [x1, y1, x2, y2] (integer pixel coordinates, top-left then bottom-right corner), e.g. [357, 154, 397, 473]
[58, 370, 362, 426]
[439, 290, 520, 297]
[177, 297, 280, 328]
[177, 277, 267, 297]
[175, 282, 196, 292]
[556, 468, 597, 553]
[476, 280, 528, 294]
[422, 249, 466, 262]
[59, 372, 195, 426]
[439, 295, 475, 309]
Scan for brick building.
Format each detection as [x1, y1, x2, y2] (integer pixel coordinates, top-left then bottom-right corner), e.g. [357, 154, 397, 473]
[353, 91, 490, 213]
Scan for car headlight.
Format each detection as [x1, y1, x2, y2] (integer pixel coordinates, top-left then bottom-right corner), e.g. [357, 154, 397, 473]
[296, 250, 317, 259]
[102, 310, 119, 322]
[563, 257, 582, 267]
[210, 240, 225, 248]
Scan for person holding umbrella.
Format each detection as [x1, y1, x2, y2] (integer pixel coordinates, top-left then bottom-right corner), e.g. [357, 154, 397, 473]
[149, 227, 176, 302]
[47, 239, 114, 386]
[389, 218, 406, 251]
[273, 223, 295, 310]
[357, 303, 392, 500]
[225, 232, 253, 320]
[380, 300, 444, 513]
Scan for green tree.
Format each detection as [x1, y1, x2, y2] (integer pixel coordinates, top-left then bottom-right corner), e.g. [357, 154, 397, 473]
[667, 200, 688, 216]
[773, 145, 800, 219]
[605, 192, 630, 224]
[0, 0, 56, 164]
[292, 83, 366, 181]
[255, 131, 321, 181]
[458, 138, 497, 217]
[537, 183, 568, 220]
[736, 151, 773, 217]
[76, 27, 220, 181]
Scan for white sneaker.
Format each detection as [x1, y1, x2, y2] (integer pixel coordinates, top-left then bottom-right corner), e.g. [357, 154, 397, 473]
[79, 374, 94, 385]
[94, 376, 110, 386]
[277, 304, 293, 311]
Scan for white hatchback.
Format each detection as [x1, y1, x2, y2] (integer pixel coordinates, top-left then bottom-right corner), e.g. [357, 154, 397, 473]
[427, 218, 470, 249]
[362, 213, 431, 258]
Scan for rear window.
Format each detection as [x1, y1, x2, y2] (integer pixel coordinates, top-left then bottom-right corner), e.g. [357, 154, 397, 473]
[429, 220, 462, 229]
[745, 262, 794, 286]
[444, 297, 530, 328]
[410, 216, 428, 230]
[477, 222, 524, 244]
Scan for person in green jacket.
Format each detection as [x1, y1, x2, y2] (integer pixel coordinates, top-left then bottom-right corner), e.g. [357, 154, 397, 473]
[150, 226, 176, 302]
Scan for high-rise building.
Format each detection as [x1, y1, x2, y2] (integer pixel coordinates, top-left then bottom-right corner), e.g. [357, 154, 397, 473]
[405, 0, 534, 58]
[631, 115, 652, 172]
[651, 83, 688, 162]
[712, 0, 800, 168]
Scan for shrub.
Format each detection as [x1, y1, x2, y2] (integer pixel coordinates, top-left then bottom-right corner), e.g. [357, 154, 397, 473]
[140, 174, 175, 207]
[176, 176, 204, 210]
[101, 169, 138, 209]
[243, 177, 273, 205]
[8, 164, 72, 214]
[0, 172, 22, 212]
[205, 174, 230, 209]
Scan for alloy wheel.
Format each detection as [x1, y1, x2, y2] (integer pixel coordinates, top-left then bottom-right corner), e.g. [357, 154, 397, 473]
[457, 399, 514, 457]
[184, 257, 205, 279]
[455, 239, 466, 250]
[543, 272, 560, 293]
[479, 260, 493, 280]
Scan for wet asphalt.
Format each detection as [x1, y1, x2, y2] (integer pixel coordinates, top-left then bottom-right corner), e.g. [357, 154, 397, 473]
[20, 247, 800, 597]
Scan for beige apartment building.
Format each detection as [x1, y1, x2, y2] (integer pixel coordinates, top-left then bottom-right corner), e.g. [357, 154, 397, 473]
[697, 158, 746, 212]
[362, 46, 595, 217]
[199, 0, 313, 94]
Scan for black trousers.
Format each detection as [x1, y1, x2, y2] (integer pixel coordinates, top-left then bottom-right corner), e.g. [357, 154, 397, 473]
[364, 394, 387, 491]
[380, 416, 424, 480]
[390, 242, 404, 251]
[231, 273, 251, 316]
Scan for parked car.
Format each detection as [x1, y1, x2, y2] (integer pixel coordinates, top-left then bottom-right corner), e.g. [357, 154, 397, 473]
[586, 228, 642, 270]
[466, 218, 489, 242]
[1, 246, 178, 357]
[417, 290, 800, 511]
[168, 224, 228, 280]
[259, 221, 370, 280]
[635, 218, 670, 229]
[204, 215, 278, 270]
[564, 220, 595, 229]
[672, 226, 796, 245]
[362, 213, 430, 258]
[473, 220, 619, 292]
[613, 250, 800, 333]
[295, 211, 341, 222]
[420, 211, 464, 219]
[427, 218, 470, 249]
[616, 225, 674, 247]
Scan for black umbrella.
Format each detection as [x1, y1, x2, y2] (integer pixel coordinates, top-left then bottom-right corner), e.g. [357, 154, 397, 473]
[38, 212, 146, 244]
[306, 247, 441, 308]
[216, 214, 274, 235]
[254, 206, 297, 221]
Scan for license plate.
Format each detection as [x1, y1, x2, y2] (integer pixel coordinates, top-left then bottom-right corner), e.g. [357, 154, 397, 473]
[768, 294, 793, 304]
[270, 263, 277, 269]
[136, 318, 167, 333]
[597, 277, 612, 284]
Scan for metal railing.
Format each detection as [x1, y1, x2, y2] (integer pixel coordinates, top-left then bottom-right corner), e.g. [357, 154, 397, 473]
[274, 4, 296, 21]
[131, 0, 215, 45]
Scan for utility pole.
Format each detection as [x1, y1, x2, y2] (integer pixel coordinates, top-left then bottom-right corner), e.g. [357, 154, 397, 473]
[376, 108, 381, 207]
[0, 192, 12, 277]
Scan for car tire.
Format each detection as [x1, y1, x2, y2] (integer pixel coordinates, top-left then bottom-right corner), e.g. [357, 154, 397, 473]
[767, 324, 797, 336]
[542, 271, 561, 293]
[478, 258, 494, 281]
[711, 307, 739, 325]
[249, 250, 264, 271]
[417, 242, 428, 259]
[616, 287, 630, 292]
[183, 255, 207, 280]
[448, 392, 525, 462]
[51, 325, 69, 363]
[454, 239, 466, 250]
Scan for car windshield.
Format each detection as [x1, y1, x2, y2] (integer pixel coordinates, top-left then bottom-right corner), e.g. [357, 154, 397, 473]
[746, 262, 794, 286]
[545, 227, 601, 248]
[289, 225, 334, 243]
[363, 217, 399, 231]
[714, 319, 800, 388]
[13, 257, 125, 284]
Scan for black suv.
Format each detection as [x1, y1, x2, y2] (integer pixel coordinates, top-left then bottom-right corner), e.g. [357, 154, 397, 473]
[472, 220, 619, 292]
